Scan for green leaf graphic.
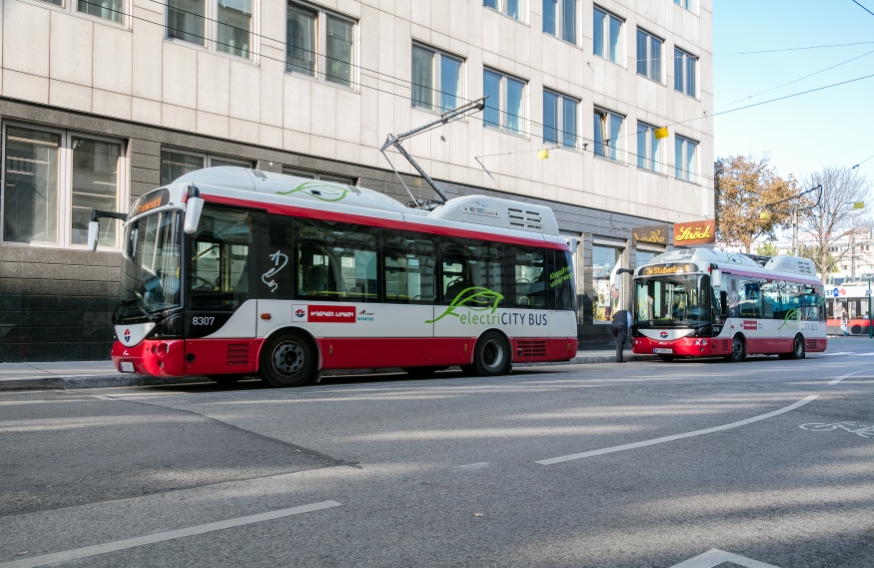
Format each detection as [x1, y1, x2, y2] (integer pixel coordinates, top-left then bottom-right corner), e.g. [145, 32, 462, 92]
[276, 181, 349, 202]
[778, 307, 802, 330]
[426, 287, 505, 323]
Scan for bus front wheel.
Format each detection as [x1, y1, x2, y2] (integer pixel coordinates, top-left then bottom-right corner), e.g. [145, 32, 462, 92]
[473, 331, 511, 376]
[790, 335, 806, 360]
[725, 336, 746, 363]
[260, 332, 316, 388]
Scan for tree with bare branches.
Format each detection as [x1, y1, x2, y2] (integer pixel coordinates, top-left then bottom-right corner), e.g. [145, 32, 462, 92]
[714, 155, 797, 253]
[799, 166, 872, 281]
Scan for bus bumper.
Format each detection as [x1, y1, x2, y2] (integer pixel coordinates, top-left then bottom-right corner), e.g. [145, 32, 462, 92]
[111, 339, 186, 377]
[631, 335, 729, 357]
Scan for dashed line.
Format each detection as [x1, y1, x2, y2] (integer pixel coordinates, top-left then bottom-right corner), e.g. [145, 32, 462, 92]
[0, 501, 342, 568]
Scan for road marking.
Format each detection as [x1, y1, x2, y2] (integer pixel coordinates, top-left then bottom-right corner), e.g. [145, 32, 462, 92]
[828, 370, 864, 385]
[454, 462, 490, 471]
[91, 395, 113, 400]
[818, 352, 851, 356]
[537, 395, 818, 465]
[0, 501, 341, 568]
[669, 548, 781, 568]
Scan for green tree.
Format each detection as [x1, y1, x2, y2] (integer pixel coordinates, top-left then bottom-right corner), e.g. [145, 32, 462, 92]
[755, 242, 781, 257]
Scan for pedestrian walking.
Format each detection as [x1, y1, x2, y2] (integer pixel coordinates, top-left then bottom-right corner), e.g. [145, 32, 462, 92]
[841, 308, 850, 337]
[611, 308, 631, 362]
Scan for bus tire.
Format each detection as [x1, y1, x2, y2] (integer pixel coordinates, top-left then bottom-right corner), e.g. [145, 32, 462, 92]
[472, 331, 511, 377]
[725, 335, 746, 363]
[208, 375, 244, 384]
[789, 334, 806, 360]
[260, 332, 316, 388]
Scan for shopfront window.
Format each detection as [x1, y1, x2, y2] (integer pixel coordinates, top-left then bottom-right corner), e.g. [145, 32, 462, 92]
[593, 245, 622, 323]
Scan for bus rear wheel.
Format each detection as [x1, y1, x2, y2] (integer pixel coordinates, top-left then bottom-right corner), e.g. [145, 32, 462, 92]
[472, 331, 511, 377]
[260, 332, 316, 388]
[790, 335, 806, 359]
[725, 336, 746, 363]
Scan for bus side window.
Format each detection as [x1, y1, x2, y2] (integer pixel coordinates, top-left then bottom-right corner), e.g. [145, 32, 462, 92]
[439, 238, 503, 305]
[384, 232, 436, 304]
[511, 246, 547, 309]
[189, 206, 254, 312]
[552, 250, 576, 312]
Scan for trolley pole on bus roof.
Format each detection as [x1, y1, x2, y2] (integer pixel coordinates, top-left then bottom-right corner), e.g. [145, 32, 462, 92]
[380, 97, 487, 209]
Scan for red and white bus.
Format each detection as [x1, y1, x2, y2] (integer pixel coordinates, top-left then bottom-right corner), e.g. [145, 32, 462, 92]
[631, 248, 827, 361]
[91, 167, 578, 387]
[825, 283, 873, 336]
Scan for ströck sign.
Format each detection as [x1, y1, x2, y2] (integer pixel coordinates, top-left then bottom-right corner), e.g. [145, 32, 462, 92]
[673, 219, 716, 246]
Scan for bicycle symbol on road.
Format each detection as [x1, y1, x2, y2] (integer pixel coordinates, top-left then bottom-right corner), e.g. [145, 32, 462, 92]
[799, 422, 874, 439]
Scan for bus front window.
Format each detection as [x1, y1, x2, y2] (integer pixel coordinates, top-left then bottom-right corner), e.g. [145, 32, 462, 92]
[635, 275, 710, 327]
[116, 211, 182, 320]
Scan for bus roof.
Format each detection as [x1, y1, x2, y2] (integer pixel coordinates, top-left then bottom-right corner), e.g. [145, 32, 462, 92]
[637, 248, 821, 285]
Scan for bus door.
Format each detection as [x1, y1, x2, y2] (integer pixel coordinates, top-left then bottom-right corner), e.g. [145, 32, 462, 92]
[186, 206, 259, 374]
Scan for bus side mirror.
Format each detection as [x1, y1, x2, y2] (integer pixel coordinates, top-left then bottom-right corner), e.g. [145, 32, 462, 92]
[87, 221, 100, 252]
[184, 196, 204, 234]
[711, 268, 722, 288]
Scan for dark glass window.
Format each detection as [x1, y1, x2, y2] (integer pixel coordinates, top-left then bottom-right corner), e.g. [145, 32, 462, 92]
[189, 206, 254, 311]
[511, 246, 547, 309]
[384, 232, 437, 304]
[440, 238, 503, 306]
[551, 250, 576, 311]
[295, 219, 379, 302]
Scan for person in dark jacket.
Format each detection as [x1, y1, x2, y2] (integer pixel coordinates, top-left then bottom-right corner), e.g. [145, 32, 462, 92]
[611, 309, 632, 362]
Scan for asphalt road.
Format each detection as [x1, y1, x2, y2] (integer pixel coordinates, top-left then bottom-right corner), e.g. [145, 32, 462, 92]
[2, 340, 874, 567]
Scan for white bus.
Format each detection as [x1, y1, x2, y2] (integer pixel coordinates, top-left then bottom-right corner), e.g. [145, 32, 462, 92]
[93, 167, 578, 387]
[631, 248, 827, 361]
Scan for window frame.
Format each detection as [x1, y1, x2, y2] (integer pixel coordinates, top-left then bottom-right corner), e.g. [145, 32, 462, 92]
[24, 0, 130, 28]
[674, 135, 699, 183]
[636, 121, 662, 173]
[286, 1, 358, 90]
[543, 0, 577, 46]
[673, 0, 695, 14]
[164, 0, 259, 62]
[160, 148, 252, 186]
[0, 121, 128, 251]
[282, 167, 358, 186]
[483, 68, 528, 136]
[593, 107, 624, 162]
[673, 47, 698, 98]
[592, 6, 623, 66]
[543, 89, 579, 150]
[410, 43, 466, 113]
[636, 28, 664, 83]
[483, 0, 526, 23]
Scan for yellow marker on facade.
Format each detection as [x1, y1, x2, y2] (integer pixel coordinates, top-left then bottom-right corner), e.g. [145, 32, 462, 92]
[654, 127, 669, 140]
[538, 149, 549, 160]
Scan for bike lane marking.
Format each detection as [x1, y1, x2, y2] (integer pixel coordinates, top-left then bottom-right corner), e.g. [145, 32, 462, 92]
[0, 501, 341, 568]
[668, 548, 781, 568]
[536, 395, 818, 465]
[828, 370, 864, 385]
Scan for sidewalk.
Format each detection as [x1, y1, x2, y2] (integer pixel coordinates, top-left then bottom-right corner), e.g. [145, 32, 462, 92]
[0, 350, 656, 391]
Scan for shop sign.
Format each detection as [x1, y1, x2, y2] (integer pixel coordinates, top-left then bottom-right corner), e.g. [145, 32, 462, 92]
[673, 219, 716, 246]
[632, 224, 669, 245]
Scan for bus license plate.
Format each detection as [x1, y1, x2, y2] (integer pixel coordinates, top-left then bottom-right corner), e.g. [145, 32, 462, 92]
[120, 362, 135, 373]
[653, 348, 673, 354]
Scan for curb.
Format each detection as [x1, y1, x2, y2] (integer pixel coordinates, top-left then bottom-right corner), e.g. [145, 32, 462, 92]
[0, 354, 660, 391]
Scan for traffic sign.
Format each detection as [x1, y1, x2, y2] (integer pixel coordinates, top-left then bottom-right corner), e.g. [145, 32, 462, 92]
[833, 288, 840, 297]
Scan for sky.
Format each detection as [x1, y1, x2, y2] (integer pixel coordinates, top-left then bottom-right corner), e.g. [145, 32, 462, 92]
[713, 0, 874, 186]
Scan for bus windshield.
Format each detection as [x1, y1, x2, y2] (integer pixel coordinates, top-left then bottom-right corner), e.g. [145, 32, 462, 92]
[635, 274, 710, 327]
[116, 211, 182, 320]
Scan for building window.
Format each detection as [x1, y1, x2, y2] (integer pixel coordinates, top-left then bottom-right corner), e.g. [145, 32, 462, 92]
[594, 108, 623, 161]
[283, 168, 357, 186]
[636, 122, 661, 173]
[674, 48, 697, 97]
[674, 136, 698, 182]
[636, 29, 662, 82]
[167, 0, 253, 59]
[484, 0, 524, 22]
[543, 91, 578, 149]
[411, 45, 463, 112]
[673, 0, 694, 12]
[483, 69, 526, 135]
[2, 124, 125, 249]
[593, 7, 622, 65]
[543, 0, 576, 44]
[286, 2, 355, 87]
[160, 150, 251, 186]
[593, 244, 623, 324]
[34, 0, 126, 25]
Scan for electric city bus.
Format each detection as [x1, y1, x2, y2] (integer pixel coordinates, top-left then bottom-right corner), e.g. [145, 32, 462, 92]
[89, 167, 578, 387]
[825, 282, 873, 336]
[631, 248, 827, 362]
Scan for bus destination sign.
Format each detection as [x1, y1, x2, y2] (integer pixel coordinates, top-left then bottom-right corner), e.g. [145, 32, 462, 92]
[133, 189, 170, 216]
[641, 263, 699, 276]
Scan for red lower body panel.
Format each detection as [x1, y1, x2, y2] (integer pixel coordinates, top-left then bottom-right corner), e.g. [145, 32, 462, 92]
[318, 338, 475, 369]
[633, 335, 828, 357]
[112, 338, 262, 378]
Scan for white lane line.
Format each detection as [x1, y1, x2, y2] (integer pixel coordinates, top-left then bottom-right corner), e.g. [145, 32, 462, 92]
[537, 395, 818, 465]
[91, 395, 113, 401]
[669, 548, 781, 568]
[454, 462, 490, 471]
[0, 501, 341, 568]
[828, 370, 865, 386]
[818, 352, 851, 356]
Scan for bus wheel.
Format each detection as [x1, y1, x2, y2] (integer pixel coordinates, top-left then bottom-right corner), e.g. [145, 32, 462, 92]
[473, 331, 511, 376]
[260, 332, 316, 388]
[725, 336, 746, 363]
[208, 375, 244, 385]
[789, 335, 806, 360]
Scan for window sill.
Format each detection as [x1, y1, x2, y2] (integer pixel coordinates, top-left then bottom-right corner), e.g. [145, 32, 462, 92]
[636, 166, 667, 177]
[636, 73, 665, 87]
[286, 70, 358, 94]
[592, 53, 625, 69]
[593, 153, 627, 166]
[18, 0, 132, 30]
[412, 104, 465, 120]
[543, 32, 580, 49]
[672, 4, 698, 16]
[163, 38, 258, 66]
[673, 89, 699, 100]
[483, 123, 529, 140]
[483, 5, 528, 26]
[544, 141, 582, 154]
[0, 241, 121, 252]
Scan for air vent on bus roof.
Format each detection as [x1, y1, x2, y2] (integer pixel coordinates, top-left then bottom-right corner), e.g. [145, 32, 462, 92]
[508, 207, 542, 232]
